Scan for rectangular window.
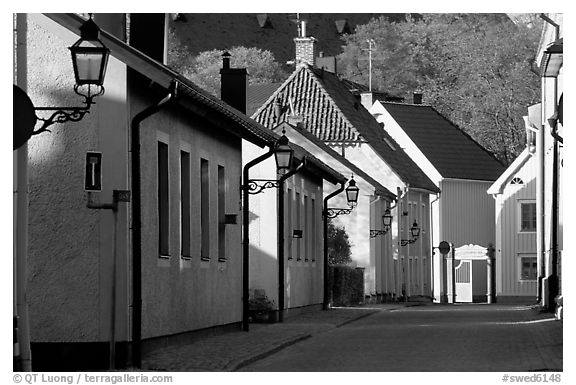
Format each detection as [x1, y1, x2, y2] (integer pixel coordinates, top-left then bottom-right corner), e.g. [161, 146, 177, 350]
[519, 255, 537, 281]
[296, 191, 301, 261]
[520, 201, 536, 232]
[200, 158, 210, 260]
[218, 165, 226, 262]
[158, 141, 170, 256]
[311, 198, 316, 262]
[304, 195, 309, 261]
[180, 150, 191, 258]
[287, 188, 293, 260]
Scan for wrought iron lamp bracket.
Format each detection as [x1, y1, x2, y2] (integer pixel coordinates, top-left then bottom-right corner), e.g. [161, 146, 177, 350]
[246, 179, 281, 195]
[370, 228, 389, 238]
[33, 84, 105, 136]
[324, 207, 353, 219]
[400, 238, 417, 247]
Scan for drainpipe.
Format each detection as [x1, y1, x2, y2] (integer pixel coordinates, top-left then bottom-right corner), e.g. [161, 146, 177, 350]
[277, 158, 306, 322]
[242, 146, 275, 331]
[322, 182, 346, 310]
[14, 13, 32, 373]
[429, 192, 440, 301]
[130, 80, 177, 368]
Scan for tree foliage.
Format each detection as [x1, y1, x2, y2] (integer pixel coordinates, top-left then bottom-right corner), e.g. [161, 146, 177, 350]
[338, 14, 542, 165]
[327, 220, 352, 266]
[168, 31, 289, 97]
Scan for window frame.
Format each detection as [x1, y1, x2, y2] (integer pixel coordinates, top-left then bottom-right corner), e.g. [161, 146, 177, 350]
[518, 200, 537, 233]
[518, 254, 538, 282]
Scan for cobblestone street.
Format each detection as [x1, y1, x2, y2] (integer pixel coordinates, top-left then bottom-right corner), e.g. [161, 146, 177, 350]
[141, 303, 562, 372]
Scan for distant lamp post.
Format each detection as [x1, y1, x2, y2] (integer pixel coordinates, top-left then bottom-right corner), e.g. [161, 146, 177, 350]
[273, 131, 295, 172]
[400, 220, 420, 246]
[246, 130, 295, 194]
[325, 177, 360, 218]
[32, 14, 110, 136]
[370, 208, 393, 238]
[345, 177, 359, 207]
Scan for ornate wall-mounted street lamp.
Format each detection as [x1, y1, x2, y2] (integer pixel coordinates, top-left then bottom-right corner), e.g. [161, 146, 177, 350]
[323, 177, 360, 310]
[32, 14, 110, 136]
[370, 208, 393, 238]
[324, 177, 360, 218]
[246, 130, 295, 195]
[400, 220, 420, 246]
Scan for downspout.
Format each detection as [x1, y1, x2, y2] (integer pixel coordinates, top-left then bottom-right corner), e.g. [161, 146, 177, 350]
[242, 146, 275, 331]
[277, 158, 306, 322]
[429, 192, 440, 301]
[130, 80, 177, 368]
[322, 182, 346, 310]
[14, 13, 32, 372]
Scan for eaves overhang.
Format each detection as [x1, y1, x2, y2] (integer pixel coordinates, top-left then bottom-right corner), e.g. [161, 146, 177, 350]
[44, 13, 277, 148]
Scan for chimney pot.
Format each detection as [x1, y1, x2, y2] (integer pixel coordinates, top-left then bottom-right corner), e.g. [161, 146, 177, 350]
[222, 52, 231, 70]
[413, 92, 423, 104]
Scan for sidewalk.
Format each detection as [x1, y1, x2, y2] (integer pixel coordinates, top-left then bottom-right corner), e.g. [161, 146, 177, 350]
[141, 304, 400, 372]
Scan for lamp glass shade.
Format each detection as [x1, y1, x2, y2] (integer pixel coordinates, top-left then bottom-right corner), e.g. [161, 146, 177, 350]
[345, 179, 359, 205]
[69, 18, 109, 86]
[382, 209, 393, 228]
[274, 135, 294, 171]
[410, 221, 420, 238]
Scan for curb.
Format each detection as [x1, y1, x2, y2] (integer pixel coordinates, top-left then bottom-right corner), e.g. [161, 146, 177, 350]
[228, 309, 378, 371]
[228, 333, 312, 371]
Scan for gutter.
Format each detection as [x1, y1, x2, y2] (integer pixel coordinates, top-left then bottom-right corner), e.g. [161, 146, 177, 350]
[130, 80, 178, 368]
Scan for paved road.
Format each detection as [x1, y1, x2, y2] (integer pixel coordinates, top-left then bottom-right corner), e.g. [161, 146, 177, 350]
[240, 304, 562, 372]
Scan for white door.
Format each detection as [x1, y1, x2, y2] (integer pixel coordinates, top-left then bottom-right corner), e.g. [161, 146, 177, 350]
[455, 259, 473, 303]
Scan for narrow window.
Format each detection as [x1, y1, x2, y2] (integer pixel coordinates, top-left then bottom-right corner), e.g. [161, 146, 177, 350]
[180, 150, 191, 258]
[200, 158, 210, 260]
[296, 191, 301, 261]
[520, 202, 536, 232]
[287, 188, 293, 260]
[304, 195, 309, 261]
[158, 141, 170, 256]
[218, 165, 226, 262]
[311, 198, 316, 261]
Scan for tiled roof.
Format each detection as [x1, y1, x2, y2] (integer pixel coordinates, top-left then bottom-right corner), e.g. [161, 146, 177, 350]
[247, 83, 282, 117]
[252, 65, 439, 193]
[253, 67, 362, 142]
[279, 122, 395, 200]
[380, 102, 506, 181]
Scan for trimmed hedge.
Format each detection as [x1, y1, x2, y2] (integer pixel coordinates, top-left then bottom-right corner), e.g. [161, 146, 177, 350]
[329, 265, 364, 306]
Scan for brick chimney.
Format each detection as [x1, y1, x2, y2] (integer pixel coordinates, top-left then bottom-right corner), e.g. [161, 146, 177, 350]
[294, 20, 317, 67]
[220, 52, 248, 114]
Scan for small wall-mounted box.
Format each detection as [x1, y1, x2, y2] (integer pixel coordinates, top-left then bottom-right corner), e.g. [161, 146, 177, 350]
[224, 214, 238, 225]
[292, 229, 303, 239]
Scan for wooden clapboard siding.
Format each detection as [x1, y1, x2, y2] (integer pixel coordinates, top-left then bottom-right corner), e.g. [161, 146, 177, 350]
[497, 155, 538, 297]
[439, 179, 496, 248]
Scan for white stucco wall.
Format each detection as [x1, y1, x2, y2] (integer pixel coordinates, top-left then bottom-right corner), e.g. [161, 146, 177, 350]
[26, 14, 130, 343]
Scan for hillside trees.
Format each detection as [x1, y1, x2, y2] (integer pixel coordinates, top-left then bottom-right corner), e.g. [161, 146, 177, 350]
[168, 30, 289, 97]
[338, 14, 542, 165]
